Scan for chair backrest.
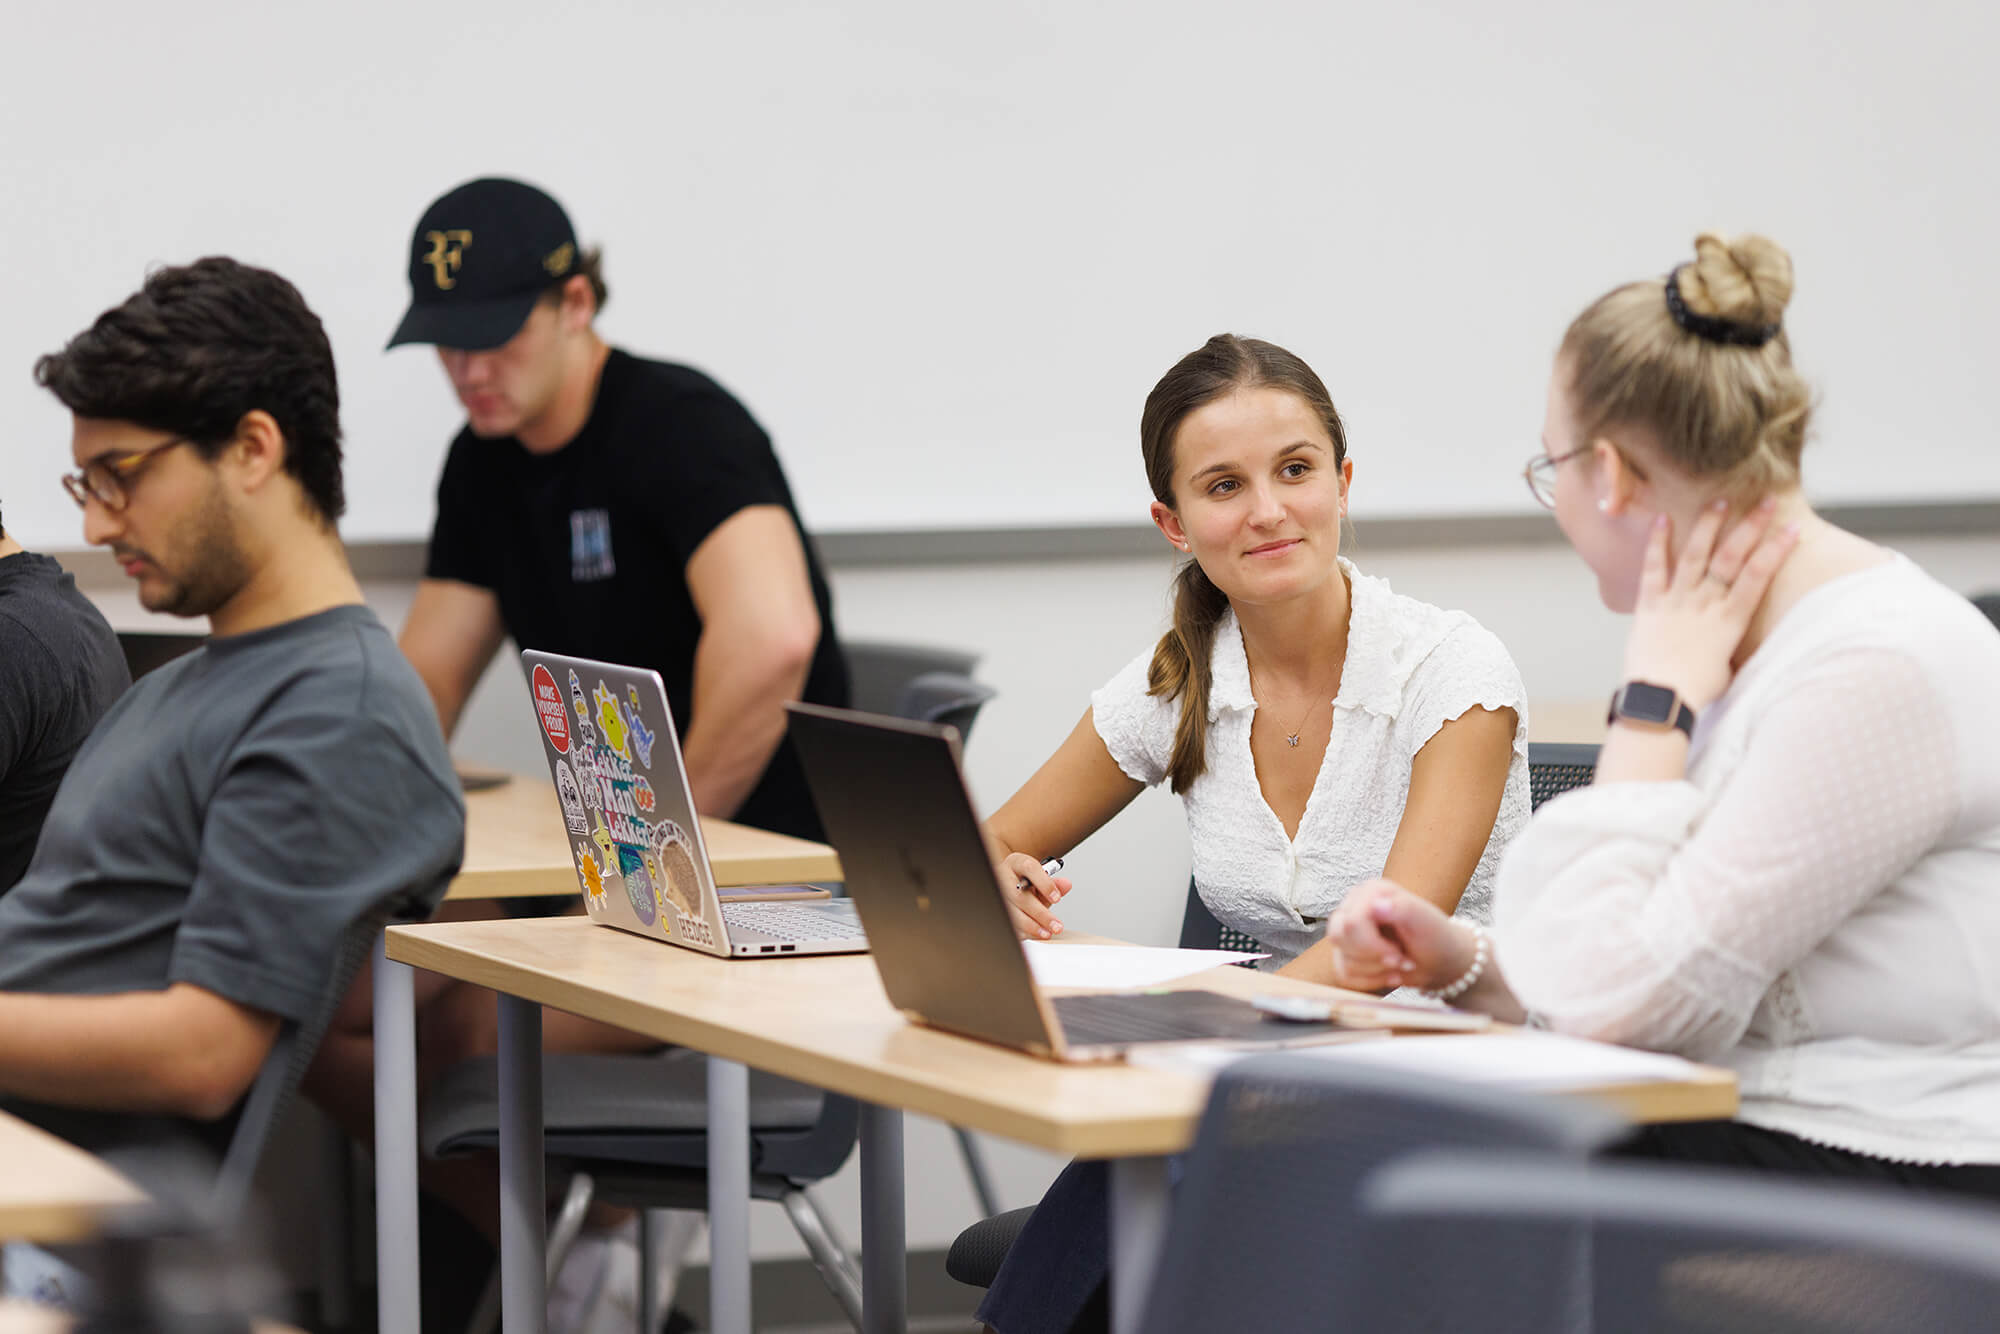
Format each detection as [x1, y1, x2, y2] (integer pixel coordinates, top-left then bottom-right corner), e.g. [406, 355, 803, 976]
[1177, 878, 1262, 958]
[1528, 741, 1600, 811]
[1364, 1153, 2000, 1334]
[208, 906, 391, 1222]
[116, 630, 207, 680]
[1135, 1052, 1625, 1334]
[1183, 744, 1601, 961]
[898, 671, 997, 741]
[841, 640, 980, 717]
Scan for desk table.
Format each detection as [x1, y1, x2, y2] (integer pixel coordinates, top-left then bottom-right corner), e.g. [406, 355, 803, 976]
[447, 776, 844, 900]
[0, 1112, 145, 1244]
[1528, 696, 1611, 745]
[373, 778, 843, 1334]
[377, 917, 1737, 1334]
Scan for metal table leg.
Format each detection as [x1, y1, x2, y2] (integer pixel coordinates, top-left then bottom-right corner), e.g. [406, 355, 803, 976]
[706, 1057, 751, 1334]
[498, 995, 546, 1334]
[371, 936, 419, 1334]
[859, 1103, 906, 1334]
[1108, 1155, 1172, 1334]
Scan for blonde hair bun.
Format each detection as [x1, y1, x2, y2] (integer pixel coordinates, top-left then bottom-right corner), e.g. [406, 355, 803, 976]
[1679, 232, 1795, 330]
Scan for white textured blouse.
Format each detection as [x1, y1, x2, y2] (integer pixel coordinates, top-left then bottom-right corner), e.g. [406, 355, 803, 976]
[1495, 555, 2000, 1165]
[1092, 560, 1530, 966]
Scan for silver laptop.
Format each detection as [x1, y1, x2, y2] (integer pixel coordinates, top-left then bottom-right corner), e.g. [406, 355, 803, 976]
[522, 650, 867, 958]
[785, 703, 1369, 1061]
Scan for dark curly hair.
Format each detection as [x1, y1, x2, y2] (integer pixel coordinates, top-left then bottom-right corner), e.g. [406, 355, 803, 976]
[34, 257, 345, 524]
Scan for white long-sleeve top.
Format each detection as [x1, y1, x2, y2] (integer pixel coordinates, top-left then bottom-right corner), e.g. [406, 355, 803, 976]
[1494, 554, 2000, 1164]
[1093, 559, 1530, 966]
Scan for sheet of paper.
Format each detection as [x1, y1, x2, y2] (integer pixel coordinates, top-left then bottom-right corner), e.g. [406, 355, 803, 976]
[1128, 1029, 1699, 1089]
[1021, 941, 1267, 990]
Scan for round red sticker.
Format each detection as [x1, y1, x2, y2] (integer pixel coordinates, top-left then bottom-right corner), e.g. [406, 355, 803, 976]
[531, 664, 570, 754]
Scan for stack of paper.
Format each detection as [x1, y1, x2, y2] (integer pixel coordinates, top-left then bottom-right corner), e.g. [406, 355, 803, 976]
[1020, 942, 1266, 989]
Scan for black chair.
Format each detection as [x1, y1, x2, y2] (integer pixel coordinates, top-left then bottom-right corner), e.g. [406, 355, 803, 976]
[952, 1054, 1621, 1330]
[424, 1050, 866, 1332]
[115, 629, 206, 681]
[214, 906, 394, 1224]
[1972, 592, 2000, 633]
[1176, 878, 1263, 958]
[1529, 740, 1599, 810]
[1128, 1054, 1624, 1334]
[1361, 1152, 2000, 1333]
[841, 640, 979, 716]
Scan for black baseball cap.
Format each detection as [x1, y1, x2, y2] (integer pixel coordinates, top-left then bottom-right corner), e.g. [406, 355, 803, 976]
[386, 177, 581, 351]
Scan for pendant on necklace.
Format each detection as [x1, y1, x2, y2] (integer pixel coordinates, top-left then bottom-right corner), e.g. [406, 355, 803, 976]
[1286, 733, 1302, 748]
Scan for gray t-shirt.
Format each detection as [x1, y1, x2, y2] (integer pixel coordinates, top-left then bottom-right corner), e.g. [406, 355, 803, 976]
[0, 604, 463, 1160]
[0, 552, 129, 891]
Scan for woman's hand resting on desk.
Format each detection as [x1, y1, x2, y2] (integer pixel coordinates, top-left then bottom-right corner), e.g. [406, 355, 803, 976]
[995, 851, 1072, 940]
[1324, 879, 1477, 993]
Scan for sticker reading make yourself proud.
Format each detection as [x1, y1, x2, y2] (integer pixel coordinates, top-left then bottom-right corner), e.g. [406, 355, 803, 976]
[531, 664, 570, 753]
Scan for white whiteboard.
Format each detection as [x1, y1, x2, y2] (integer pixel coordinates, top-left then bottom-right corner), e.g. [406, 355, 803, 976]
[4, 0, 1997, 550]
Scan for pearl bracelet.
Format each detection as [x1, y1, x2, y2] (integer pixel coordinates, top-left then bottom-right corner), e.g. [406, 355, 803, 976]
[1422, 924, 1488, 1004]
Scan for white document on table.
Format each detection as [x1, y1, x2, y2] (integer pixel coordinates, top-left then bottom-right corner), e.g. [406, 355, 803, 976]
[1021, 941, 1267, 990]
[1127, 1028, 1699, 1089]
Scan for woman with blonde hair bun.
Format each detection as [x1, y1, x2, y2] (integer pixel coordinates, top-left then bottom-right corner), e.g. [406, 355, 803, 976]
[1328, 233, 2000, 1200]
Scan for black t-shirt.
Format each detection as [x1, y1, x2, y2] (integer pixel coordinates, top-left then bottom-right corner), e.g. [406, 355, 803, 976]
[426, 349, 848, 840]
[0, 551, 130, 891]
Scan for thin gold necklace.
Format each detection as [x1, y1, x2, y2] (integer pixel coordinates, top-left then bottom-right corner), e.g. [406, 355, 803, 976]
[1281, 697, 1322, 748]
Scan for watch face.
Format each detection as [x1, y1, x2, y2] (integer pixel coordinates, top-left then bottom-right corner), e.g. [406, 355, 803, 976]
[1619, 682, 1678, 725]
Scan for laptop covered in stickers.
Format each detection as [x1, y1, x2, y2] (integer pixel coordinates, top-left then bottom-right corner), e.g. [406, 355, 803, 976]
[520, 649, 868, 958]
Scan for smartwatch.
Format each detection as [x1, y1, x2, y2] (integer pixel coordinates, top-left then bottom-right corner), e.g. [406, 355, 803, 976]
[1607, 681, 1695, 738]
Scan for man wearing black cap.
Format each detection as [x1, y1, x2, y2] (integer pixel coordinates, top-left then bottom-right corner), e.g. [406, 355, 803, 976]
[390, 177, 848, 842]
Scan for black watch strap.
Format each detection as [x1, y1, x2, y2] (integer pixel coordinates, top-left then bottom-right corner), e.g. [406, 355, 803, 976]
[1607, 682, 1696, 738]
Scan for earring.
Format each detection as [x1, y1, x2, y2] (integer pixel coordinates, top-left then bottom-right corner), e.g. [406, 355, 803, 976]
[1596, 498, 1610, 513]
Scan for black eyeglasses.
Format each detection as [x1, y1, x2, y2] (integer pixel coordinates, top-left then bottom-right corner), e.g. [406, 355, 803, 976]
[60, 437, 193, 512]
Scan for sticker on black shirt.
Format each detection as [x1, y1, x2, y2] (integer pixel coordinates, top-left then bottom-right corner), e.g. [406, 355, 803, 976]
[569, 508, 616, 582]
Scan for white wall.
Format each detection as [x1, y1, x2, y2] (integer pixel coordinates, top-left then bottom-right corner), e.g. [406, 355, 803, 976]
[8, 0, 2000, 545]
[86, 526, 1994, 1260]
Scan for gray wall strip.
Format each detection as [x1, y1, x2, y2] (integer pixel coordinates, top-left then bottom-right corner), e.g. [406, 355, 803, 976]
[46, 499, 2000, 587]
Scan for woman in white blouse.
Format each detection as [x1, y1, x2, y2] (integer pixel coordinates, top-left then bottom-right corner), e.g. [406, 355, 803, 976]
[975, 335, 1531, 1334]
[984, 332, 1529, 982]
[1328, 233, 2000, 1200]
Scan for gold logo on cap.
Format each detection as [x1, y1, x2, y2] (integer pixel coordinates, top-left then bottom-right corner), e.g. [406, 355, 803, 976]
[422, 230, 473, 290]
[544, 242, 575, 277]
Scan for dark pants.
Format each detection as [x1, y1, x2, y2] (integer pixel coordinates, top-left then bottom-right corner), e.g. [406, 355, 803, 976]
[1615, 1118, 2000, 1202]
[977, 1121, 2000, 1334]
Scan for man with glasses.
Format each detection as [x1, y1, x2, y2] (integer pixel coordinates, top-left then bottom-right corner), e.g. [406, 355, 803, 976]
[389, 177, 849, 844]
[0, 505, 128, 894]
[0, 258, 464, 1246]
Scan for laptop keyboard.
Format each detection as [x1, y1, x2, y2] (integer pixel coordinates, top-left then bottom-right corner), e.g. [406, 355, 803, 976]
[721, 901, 865, 943]
[1052, 991, 1332, 1047]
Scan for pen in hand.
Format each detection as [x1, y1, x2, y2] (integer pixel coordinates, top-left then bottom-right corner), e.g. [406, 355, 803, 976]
[1017, 856, 1067, 937]
[1017, 856, 1064, 895]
